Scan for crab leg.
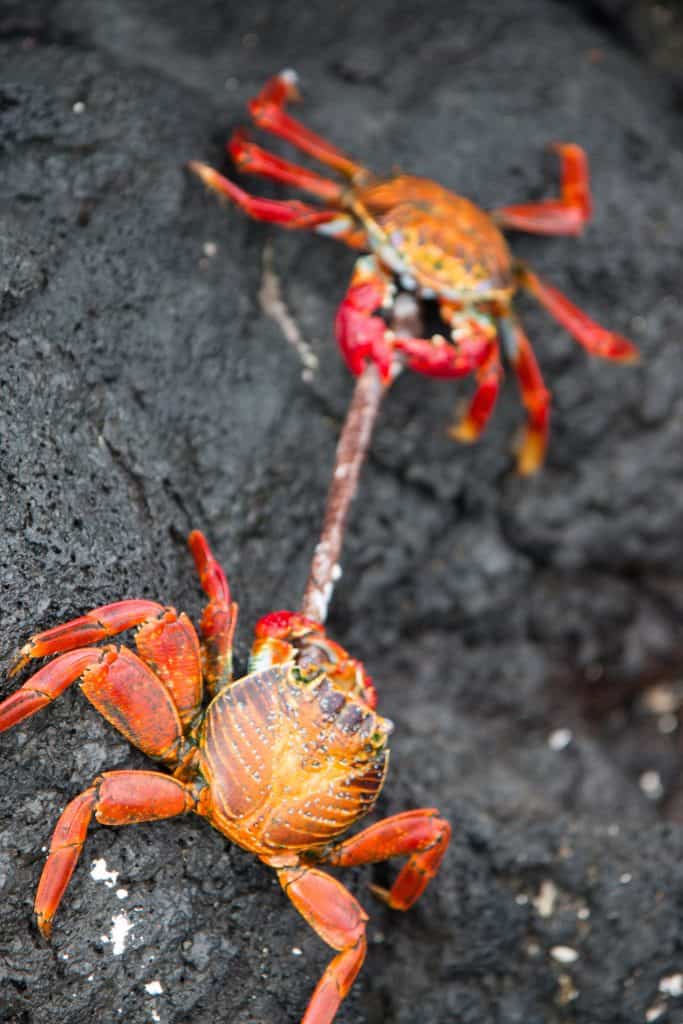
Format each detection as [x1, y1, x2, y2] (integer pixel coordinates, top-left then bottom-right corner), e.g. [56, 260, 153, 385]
[35, 770, 196, 937]
[516, 264, 639, 362]
[278, 866, 368, 1024]
[449, 339, 503, 443]
[0, 649, 103, 732]
[492, 143, 592, 235]
[189, 161, 343, 230]
[188, 531, 238, 696]
[247, 70, 363, 180]
[499, 315, 551, 476]
[9, 598, 164, 676]
[228, 130, 344, 203]
[324, 808, 451, 910]
[1, 641, 189, 762]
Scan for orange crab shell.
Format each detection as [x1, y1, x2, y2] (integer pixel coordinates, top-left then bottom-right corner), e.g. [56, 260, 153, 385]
[196, 664, 392, 863]
[354, 175, 515, 301]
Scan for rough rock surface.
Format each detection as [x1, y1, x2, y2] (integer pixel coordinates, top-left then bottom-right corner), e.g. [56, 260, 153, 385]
[1, 2, 682, 1022]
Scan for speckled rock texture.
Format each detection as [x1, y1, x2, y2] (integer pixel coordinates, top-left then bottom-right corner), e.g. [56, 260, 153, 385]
[1, 2, 682, 1022]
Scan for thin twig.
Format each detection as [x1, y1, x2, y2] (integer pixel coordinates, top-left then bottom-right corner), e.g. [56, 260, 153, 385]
[300, 292, 422, 623]
[300, 363, 386, 622]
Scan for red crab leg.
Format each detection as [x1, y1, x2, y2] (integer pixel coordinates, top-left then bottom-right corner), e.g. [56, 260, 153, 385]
[279, 866, 368, 1024]
[0, 649, 102, 732]
[516, 264, 640, 362]
[9, 598, 164, 676]
[228, 129, 344, 203]
[247, 70, 363, 180]
[499, 315, 551, 476]
[35, 770, 196, 937]
[1, 642, 186, 762]
[188, 530, 238, 696]
[492, 143, 592, 235]
[324, 808, 451, 910]
[449, 339, 503, 443]
[189, 161, 342, 230]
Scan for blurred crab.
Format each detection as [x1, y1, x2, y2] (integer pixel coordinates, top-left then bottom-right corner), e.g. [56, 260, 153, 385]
[0, 531, 449, 1024]
[191, 70, 638, 474]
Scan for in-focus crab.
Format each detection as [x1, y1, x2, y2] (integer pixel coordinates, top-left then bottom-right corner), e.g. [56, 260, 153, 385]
[0, 531, 450, 1024]
[191, 70, 638, 474]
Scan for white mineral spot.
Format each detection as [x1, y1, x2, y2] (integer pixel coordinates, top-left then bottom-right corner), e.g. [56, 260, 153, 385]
[331, 564, 342, 582]
[534, 880, 557, 918]
[550, 946, 579, 964]
[91, 858, 119, 888]
[116, 888, 128, 900]
[101, 911, 134, 956]
[151, 1012, 161, 1023]
[619, 873, 632, 885]
[646, 1003, 667, 1022]
[659, 973, 683, 997]
[639, 770, 664, 800]
[291, 947, 303, 957]
[657, 713, 678, 735]
[607, 824, 620, 837]
[557, 972, 579, 1004]
[202, 241, 217, 258]
[515, 893, 529, 905]
[548, 728, 572, 751]
[145, 980, 163, 996]
[577, 906, 590, 920]
[72, 101, 85, 114]
[642, 684, 678, 714]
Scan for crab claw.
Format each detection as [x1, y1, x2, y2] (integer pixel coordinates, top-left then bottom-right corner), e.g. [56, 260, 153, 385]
[255, 610, 322, 640]
[252, 612, 376, 709]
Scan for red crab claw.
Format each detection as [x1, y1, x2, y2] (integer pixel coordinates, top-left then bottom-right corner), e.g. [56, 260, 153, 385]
[393, 318, 494, 379]
[255, 610, 322, 641]
[253, 611, 376, 708]
[335, 276, 395, 384]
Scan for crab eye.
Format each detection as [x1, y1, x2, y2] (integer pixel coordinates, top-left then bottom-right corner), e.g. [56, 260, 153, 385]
[293, 663, 323, 684]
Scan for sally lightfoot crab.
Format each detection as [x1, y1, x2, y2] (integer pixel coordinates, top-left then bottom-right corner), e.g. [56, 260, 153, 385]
[191, 70, 638, 474]
[0, 531, 450, 1024]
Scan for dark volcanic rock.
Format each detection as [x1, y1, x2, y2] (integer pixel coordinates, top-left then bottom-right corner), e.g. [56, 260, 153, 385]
[1, 2, 682, 1022]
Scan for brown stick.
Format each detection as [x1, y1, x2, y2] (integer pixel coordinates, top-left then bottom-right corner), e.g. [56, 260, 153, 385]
[300, 293, 422, 623]
[300, 363, 386, 622]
